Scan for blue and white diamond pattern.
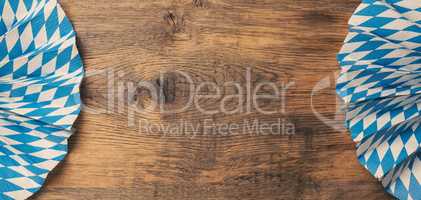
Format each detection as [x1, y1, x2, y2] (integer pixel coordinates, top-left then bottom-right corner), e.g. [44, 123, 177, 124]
[0, 0, 83, 199]
[337, 0, 420, 199]
[0, 110, 71, 199]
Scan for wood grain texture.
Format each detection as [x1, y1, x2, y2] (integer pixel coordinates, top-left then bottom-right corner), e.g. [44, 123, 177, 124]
[31, 0, 393, 199]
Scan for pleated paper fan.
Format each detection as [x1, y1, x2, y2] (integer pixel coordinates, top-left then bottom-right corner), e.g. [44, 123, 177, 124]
[336, 0, 420, 199]
[0, 0, 83, 199]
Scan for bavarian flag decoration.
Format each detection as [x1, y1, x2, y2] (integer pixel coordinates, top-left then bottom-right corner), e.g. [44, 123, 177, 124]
[336, 0, 420, 199]
[0, 0, 83, 199]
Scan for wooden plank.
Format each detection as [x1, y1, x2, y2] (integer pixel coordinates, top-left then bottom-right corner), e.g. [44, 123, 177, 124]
[32, 0, 393, 199]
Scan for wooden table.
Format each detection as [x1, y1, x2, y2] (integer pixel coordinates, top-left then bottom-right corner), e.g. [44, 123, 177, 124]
[33, 0, 393, 199]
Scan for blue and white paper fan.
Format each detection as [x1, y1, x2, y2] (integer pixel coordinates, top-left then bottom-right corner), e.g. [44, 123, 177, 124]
[336, 0, 420, 199]
[0, 0, 83, 199]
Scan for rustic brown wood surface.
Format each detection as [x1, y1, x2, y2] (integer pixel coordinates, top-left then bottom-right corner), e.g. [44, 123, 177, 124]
[31, 0, 393, 199]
